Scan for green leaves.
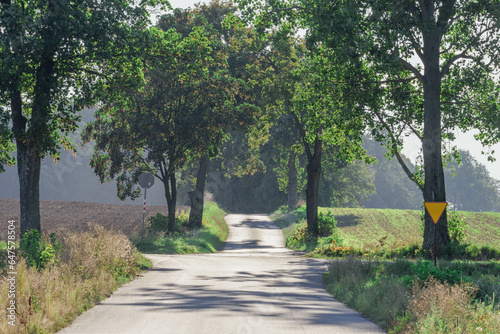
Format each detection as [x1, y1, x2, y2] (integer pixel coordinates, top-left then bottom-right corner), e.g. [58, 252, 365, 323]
[86, 7, 258, 200]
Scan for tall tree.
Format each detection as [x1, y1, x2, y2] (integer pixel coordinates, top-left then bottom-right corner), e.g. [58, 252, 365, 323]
[84, 9, 257, 232]
[238, 0, 500, 249]
[0, 0, 167, 236]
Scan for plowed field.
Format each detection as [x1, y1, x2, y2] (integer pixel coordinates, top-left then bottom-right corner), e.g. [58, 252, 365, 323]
[0, 198, 177, 240]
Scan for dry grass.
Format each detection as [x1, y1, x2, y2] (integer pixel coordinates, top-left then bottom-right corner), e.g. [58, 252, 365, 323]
[397, 279, 500, 334]
[324, 258, 500, 333]
[0, 224, 148, 334]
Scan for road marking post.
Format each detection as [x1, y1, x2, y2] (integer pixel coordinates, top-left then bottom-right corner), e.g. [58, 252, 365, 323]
[424, 202, 448, 266]
[138, 172, 155, 241]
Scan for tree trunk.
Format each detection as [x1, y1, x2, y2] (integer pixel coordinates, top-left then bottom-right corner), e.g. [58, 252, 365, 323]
[163, 173, 177, 234]
[287, 151, 298, 211]
[11, 90, 42, 237]
[422, 25, 450, 250]
[17, 143, 41, 237]
[189, 155, 208, 228]
[305, 136, 322, 235]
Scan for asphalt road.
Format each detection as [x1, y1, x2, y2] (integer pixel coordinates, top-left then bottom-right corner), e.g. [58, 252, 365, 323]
[59, 214, 385, 334]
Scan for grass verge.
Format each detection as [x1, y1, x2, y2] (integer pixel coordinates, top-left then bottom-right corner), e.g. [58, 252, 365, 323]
[0, 225, 152, 334]
[324, 257, 500, 333]
[131, 201, 228, 254]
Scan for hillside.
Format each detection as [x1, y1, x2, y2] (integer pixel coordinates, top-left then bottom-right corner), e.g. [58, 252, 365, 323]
[319, 207, 500, 249]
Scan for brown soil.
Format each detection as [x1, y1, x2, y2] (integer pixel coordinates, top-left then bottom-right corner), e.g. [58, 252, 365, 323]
[0, 198, 186, 240]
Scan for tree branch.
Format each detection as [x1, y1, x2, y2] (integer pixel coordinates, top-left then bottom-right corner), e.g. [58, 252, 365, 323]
[440, 53, 474, 78]
[399, 58, 424, 83]
[290, 108, 312, 161]
[371, 107, 424, 191]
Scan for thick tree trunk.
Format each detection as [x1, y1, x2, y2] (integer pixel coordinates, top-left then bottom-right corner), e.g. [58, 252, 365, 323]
[11, 90, 42, 237]
[287, 151, 298, 211]
[305, 136, 322, 235]
[17, 143, 41, 237]
[163, 173, 177, 234]
[422, 26, 450, 251]
[189, 155, 208, 228]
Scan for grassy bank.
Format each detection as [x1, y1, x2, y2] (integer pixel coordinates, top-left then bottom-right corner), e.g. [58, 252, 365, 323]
[271, 205, 500, 333]
[132, 201, 228, 254]
[324, 258, 500, 333]
[0, 225, 151, 334]
[271, 205, 500, 258]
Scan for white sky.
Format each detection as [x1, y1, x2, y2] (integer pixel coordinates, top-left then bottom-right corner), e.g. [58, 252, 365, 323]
[163, 0, 500, 181]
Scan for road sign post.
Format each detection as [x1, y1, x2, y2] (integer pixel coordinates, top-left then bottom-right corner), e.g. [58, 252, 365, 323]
[138, 172, 155, 241]
[424, 202, 448, 266]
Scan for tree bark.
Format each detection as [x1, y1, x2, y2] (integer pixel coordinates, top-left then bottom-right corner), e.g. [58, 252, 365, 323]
[421, 21, 450, 250]
[189, 155, 208, 228]
[305, 136, 322, 235]
[287, 151, 298, 211]
[163, 172, 177, 233]
[13, 88, 42, 237]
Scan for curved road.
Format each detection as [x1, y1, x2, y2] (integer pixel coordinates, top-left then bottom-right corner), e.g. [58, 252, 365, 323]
[59, 214, 384, 334]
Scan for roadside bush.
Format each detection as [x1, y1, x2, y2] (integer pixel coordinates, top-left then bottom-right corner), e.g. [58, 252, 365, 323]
[133, 201, 228, 254]
[401, 260, 468, 287]
[20, 230, 61, 269]
[318, 211, 337, 236]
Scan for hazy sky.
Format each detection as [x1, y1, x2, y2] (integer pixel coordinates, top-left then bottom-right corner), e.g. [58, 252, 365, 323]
[164, 0, 500, 181]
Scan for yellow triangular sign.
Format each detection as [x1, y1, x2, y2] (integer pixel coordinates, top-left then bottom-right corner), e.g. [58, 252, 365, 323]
[424, 202, 448, 224]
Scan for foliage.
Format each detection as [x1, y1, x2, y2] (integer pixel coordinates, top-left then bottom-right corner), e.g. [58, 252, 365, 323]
[319, 158, 376, 208]
[0, 0, 167, 234]
[237, 0, 500, 250]
[20, 230, 61, 270]
[84, 8, 257, 232]
[445, 150, 500, 212]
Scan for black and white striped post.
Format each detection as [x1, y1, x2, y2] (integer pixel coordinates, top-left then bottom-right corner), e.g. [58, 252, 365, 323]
[138, 172, 155, 241]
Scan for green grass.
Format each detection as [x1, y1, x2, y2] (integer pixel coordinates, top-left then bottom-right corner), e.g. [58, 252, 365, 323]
[272, 205, 500, 332]
[132, 201, 228, 254]
[271, 205, 500, 258]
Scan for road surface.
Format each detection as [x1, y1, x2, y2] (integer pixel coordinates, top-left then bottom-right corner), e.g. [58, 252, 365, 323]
[59, 214, 385, 334]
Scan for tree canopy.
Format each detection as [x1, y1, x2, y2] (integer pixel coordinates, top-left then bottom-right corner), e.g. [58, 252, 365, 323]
[84, 8, 258, 232]
[237, 0, 500, 248]
[0, 0, 168, 235]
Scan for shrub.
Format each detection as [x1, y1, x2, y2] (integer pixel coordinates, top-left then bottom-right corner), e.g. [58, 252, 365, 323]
[20, 230, 61, 269]
[318, 211, 337, 237]
[146, 212, 197, 235]
[447, 211, 468, 243]
[401, 260, 468, 287]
